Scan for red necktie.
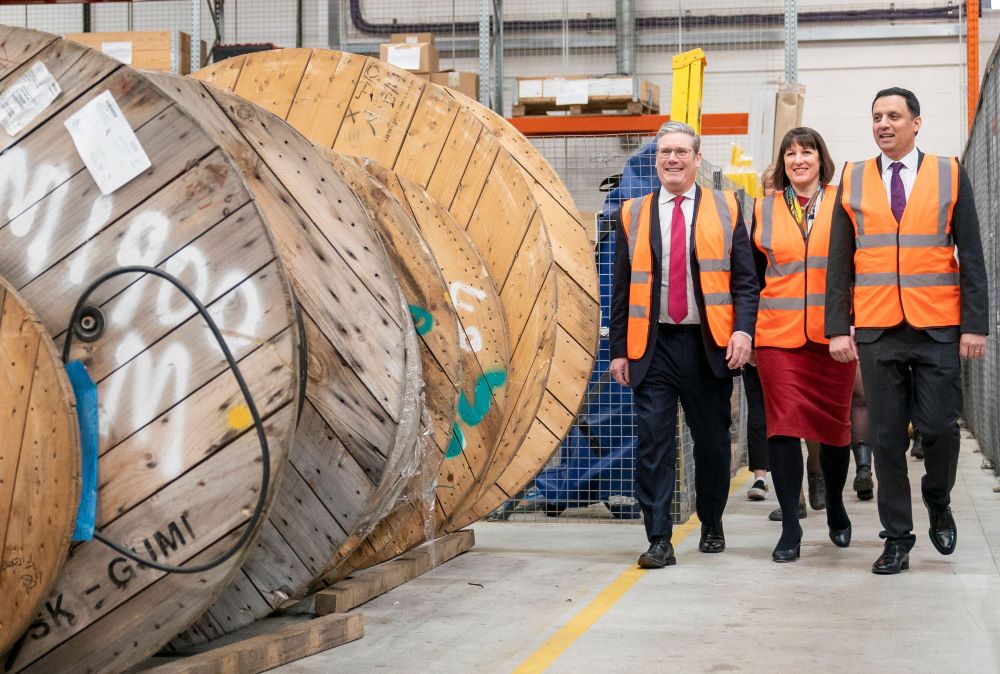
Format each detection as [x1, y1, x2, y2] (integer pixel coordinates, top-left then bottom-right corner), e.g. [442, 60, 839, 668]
[667, 195, 688, 323]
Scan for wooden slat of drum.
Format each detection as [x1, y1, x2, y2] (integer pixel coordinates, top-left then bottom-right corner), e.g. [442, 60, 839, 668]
[337, 164, 511, 574]
[142, 74, 422, 648]
[192, 51, 560, 538]
[0, 32, 301, 674]
[311, 153, 459, 581]
[0, 27, 56, 81]
[0, 282, 79, 660]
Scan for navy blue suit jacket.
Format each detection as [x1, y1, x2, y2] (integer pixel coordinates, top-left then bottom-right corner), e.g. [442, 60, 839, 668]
[609, 185, 760, 387]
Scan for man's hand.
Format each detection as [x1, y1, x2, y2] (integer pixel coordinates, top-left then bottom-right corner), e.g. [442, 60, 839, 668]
[829, 335, 858, 362]
[610, 357, 631, 387]
[960, 333, 987, 359]
[726, 332, 752, 369]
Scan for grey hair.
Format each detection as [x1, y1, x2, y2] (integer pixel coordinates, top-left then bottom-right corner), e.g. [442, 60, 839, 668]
[655, 120, 701, 153]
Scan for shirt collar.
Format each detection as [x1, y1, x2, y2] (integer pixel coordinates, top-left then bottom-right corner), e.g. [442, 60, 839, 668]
[880, 146, 919, 175]
[658, 183, 698, 205]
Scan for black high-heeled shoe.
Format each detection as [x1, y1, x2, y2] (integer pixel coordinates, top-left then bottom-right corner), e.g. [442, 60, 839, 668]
[828, 523, 852, 548]
[772, 525, 803, 563]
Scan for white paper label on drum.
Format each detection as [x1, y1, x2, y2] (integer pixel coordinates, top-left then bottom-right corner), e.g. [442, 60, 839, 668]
[101, 40, 134, 64]
[555, 80, 589, 106]
[64, 90, 152, 195]
[0, 61, 62, 136]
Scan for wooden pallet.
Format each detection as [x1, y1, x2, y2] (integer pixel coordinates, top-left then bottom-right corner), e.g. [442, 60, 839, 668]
[512, 98, 658, 117]
[141, 612, 364, 673]
[315, 529, 475, 615]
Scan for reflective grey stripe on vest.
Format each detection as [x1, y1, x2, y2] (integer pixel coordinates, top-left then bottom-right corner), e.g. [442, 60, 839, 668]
[807, 256, 828, 270]
[936, 156, 952, 237]
[704, 292, 732, 305]
[856, 232, 953, 249]
[856, 272, 898, 286]
[759, 195, 780, 269]
[760, 296, 804, 311]
[627, 197, 644, 264]
[849, 162, 866, 235]
[765, 260, 805, 277]
[696, 189, 734, 272]
[807, 293, 825, 306]
[631, 271, 650, 283]
[629, 304, 647, 318]
[900, 272, 959, 288]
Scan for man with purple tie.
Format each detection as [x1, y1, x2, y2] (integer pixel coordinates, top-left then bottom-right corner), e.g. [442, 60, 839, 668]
[826, 88, 989, 574]
[609, 121, 759, 568]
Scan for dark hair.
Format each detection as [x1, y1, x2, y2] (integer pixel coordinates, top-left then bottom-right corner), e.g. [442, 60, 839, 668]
[872, 87, 920, 117]
[773, 127, 836, 192]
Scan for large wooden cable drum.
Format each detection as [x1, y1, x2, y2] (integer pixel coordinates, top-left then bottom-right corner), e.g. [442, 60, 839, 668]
[194, 50, 598, 531]
[137, 74, 432, 647]
[0, 28, 302, 673]
[339, 160, 511, 573]
[0, 278, 79, 660]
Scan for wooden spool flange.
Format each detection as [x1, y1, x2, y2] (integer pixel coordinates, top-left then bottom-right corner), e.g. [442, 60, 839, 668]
[0, 28, 303, 673]
[338, 160, 511, 575]
[0, 279, 79, 660]
[194, 49, 599, 533]
[142, 75, 441, 646]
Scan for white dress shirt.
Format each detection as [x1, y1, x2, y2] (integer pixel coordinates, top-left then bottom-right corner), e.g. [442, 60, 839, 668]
[879, 146, 919, 202]
[657, 184, 700, 325]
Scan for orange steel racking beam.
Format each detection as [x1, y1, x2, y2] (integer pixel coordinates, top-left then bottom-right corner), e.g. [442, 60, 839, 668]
[968, 0, 980, 131]
[507, 112, 749, 137]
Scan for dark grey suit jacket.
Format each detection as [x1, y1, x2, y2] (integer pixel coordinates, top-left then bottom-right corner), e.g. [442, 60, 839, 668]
[609, 185, 760, 386]
[825, 152, 989, 343]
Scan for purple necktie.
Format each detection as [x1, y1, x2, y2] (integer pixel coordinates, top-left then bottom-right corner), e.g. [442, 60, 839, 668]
[890, 161, 906, 223]
[667, 196, 688, 323]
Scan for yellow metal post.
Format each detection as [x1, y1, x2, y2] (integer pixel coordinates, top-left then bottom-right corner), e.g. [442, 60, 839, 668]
[670, 48, 708, 133]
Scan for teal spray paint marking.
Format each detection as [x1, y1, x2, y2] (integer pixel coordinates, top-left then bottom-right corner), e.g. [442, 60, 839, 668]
[409, 304, 433, 335]
[446, 369, 507, 459]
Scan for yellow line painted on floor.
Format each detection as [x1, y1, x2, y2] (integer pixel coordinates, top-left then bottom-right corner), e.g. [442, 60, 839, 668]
[512, 472, 754, 674]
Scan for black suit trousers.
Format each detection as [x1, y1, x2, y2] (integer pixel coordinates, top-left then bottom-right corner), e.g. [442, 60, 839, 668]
[858, 324, 962, 545]
[633, 324, 734, 542]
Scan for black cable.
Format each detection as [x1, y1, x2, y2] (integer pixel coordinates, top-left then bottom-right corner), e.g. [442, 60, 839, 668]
[62, 265, 271, 574]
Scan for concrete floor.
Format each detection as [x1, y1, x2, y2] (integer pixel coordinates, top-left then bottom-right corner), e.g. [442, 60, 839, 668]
[276, 430, 1000, 673]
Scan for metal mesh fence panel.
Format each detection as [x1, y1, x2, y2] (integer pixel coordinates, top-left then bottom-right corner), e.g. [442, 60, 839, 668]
[962, 37, 1000, 477]
[490, 134, 750, 524]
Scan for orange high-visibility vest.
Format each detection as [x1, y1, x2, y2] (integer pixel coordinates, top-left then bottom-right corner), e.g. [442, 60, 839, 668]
[620, 188, 739, 359]
[841, 155, 960, 329]
[753, 185, 836, 347]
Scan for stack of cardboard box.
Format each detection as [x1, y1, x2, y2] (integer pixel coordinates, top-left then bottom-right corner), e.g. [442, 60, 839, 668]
[379, 32, 480, 101]
[65, 31, 207, 75]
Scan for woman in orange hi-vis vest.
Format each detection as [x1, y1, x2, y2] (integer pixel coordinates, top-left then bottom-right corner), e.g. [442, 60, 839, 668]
[751, 128, 858, 563]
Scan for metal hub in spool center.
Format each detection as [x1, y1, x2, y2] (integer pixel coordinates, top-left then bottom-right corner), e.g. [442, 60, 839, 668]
[73, 305, 105, 342]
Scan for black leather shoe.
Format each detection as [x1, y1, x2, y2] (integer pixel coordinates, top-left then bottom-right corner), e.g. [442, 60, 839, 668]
[910, 429, 924, 460]
[828, 524, 852, 548]
[699, 528, 726, 553]
[769, 501, 807, 521]
[853, 465, 874, 500]
[772, 525, 803, 563]
[638, 539, 676, 568]
[807, 472, 826, 511]
[924, 500, 957, 555]
[872, 540, 910, 574]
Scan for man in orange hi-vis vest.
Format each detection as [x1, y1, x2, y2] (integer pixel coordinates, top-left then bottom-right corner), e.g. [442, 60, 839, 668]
[826, 87, 989, 575]
[609, 121, 759, 569]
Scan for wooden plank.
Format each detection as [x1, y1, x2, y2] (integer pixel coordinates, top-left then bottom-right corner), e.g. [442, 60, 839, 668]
[424, 108, 482, 208]
[0, 282, 79, 659]
[393, 82, 461, 187]
[0, 26, 56, 81]
[231, 47, 312, 119]
[286, 50, 365, 148]
[147, 613, 364, 674]
[315, 530, 475, 615]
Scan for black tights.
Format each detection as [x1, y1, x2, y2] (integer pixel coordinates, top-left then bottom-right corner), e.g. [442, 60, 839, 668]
[768, 435, 851, 547]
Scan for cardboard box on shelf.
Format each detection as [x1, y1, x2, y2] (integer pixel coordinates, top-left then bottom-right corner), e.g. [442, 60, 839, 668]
[515, 75, 659, 112]
[379, 41, 439, 73]
[390, 32, 435, 45]
[430, 71, 479, 100]
[65, 30, 206, 74]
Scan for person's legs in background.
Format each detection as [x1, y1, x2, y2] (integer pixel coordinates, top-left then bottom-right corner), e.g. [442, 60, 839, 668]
[851, 369, 875, 500]
[742, 364, 769, 500]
